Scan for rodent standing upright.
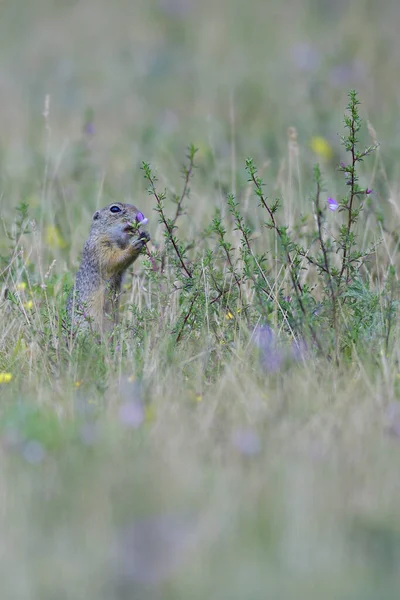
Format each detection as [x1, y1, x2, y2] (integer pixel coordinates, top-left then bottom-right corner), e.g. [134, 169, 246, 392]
[67, 202, 150, 334]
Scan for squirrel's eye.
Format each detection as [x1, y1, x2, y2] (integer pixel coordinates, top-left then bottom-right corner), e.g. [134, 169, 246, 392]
[110, 205, 121, 213]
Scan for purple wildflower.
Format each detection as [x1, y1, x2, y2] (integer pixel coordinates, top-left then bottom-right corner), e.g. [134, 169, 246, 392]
[253, 324, 283, 373]
[22, 440, 46, 464]
[84, 121, 95, 136]
[291, 42, 320, 73]
[366, 188, 372, 195]
[329, 64, 354, 88]
[116, 514, 198, 585]
[327, 197, 339, 211]
[329, 61, 366, 88]
[232, 429, 261, 456]
[136, 212, 149, 226]
[118, 401, 144, 429]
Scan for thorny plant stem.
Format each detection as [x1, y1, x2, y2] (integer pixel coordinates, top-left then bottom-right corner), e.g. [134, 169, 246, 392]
[172, 146, 197, 228]
[248, 171, 303, 293]
[227, 203, 273, 304]
[297, 250, 329, 274]
[314, 177, 338, 361]
[248, 169, 324, 354]
[143, 164, 193, 279]
[213, 225, 243, 300]
[175, 290, 200, 342]
[339, 113, 357, 286]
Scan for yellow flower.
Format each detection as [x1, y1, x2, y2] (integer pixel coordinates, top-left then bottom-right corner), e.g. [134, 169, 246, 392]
[74, 380, 83, 388]
[145, 405, 156, 423]
[16, 282, 27, 291]
[195, 393, 202, 402]
[45, 225, 66, 249]
[0, 373, 12, 383]
[225, 311, 234, 320]
[310, 136, 333, 160]
[23, 300, 33, 310]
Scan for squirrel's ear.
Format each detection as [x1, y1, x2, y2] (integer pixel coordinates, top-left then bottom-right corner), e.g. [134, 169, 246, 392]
[93, 211, 100, 221]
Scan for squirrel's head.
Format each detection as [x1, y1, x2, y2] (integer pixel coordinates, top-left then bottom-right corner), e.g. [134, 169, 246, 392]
[91, 202, 149, 249]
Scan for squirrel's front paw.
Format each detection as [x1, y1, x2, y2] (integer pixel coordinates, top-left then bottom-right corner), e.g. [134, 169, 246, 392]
[139, 231, 150, 243]
[132, 230, 150, 251]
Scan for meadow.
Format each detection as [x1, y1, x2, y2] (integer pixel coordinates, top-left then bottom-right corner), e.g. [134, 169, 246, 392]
[2, 0, 400, 598]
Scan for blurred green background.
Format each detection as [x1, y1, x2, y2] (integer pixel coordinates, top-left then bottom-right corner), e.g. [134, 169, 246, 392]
[2, 0, 400, 258]
[2, 0, 400, 177]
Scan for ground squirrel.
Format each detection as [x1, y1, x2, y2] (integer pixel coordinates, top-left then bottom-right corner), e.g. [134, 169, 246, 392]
[67, 202, 150, 334]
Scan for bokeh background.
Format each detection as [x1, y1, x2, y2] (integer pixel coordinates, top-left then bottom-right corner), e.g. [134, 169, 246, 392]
[2, 0, 400, 260]
[2, 1, 400, 598]
[2, 0, 400, 175]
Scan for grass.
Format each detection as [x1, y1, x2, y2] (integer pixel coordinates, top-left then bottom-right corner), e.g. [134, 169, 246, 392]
[2, 0, 400, 597]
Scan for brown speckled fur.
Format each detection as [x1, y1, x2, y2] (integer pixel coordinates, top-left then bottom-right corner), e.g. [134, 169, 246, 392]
[67, 202, 150, 334]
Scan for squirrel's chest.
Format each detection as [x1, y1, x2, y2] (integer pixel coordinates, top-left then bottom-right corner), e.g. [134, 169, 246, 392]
[94, 276, 123, 329]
